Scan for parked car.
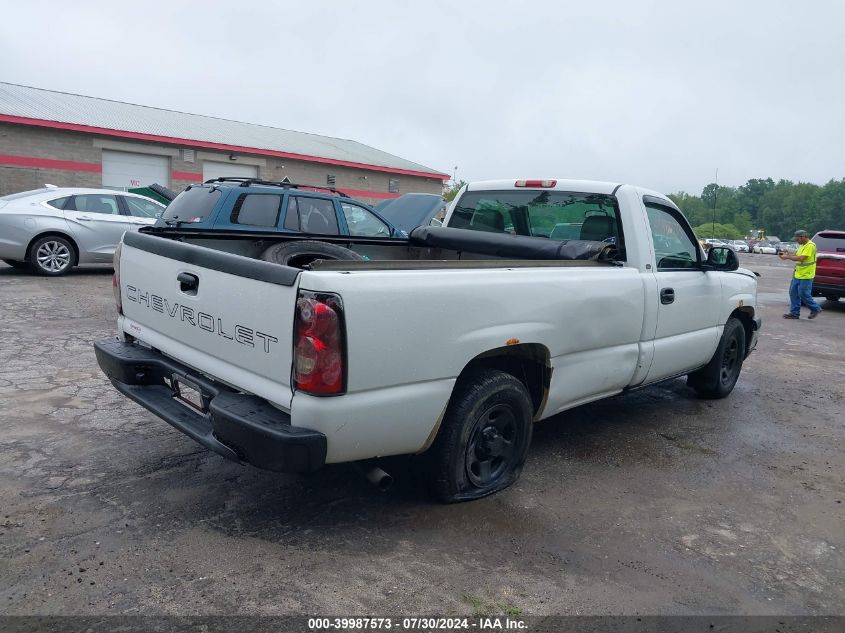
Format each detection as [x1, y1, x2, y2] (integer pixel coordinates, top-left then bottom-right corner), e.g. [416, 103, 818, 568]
[155, 178, 401, 241]
[729, 240, 749, 253]
[96, 178, 760, 503]
[776, 241, 798, 254]
[375, 193, 447, 234]
[753, 242, 777, 254]
[811, 230, 845, 302]
[0, 186, 165, 275]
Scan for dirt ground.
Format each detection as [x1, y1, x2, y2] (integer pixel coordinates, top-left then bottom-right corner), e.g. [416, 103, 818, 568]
[0, 254, 842, 616]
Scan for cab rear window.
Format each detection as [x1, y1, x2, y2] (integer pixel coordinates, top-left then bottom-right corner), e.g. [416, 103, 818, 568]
[814, 232, 845, 252]
[450, 190, 624, 257]
[161, 186, 222, 223]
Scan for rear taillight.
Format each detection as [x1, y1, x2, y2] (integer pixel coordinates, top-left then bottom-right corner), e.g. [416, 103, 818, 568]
[515, 179, 557, 188]
[294, 293, 345, 395]
[112, 242, 122, 315]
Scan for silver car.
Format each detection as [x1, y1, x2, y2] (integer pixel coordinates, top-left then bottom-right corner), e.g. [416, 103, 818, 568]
[0, 186, 164, 275]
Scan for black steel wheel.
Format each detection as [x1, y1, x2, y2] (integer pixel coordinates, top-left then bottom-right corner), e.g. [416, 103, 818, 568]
[465, 403, 519, 487]
[688, 317, 746, 399]
[427, 369, 533, 503]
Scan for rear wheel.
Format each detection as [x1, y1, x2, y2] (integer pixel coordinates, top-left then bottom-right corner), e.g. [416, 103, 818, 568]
[426, 370, 533, 503]
[824, 295, 840, 302]
[2, 259, 27, 269]
[687, 317, 746, 399]
[28, 236, 76, 276]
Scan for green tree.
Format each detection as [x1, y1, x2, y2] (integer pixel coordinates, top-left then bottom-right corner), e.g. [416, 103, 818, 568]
[736, 178, 775, 225]
[443, 180, 467, 202]
[670, 176, 845, 240]
[692, 222, 744, 240]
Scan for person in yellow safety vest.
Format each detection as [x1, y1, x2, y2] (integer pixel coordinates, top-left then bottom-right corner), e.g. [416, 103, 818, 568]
[780, 229, 822, 319]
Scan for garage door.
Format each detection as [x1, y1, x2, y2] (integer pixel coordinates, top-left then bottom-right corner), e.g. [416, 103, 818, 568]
[203, 161, 258, 181]
[102, 150, 169, 189]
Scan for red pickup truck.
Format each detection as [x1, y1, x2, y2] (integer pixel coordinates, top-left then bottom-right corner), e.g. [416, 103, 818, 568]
[812, 230, 845, 302]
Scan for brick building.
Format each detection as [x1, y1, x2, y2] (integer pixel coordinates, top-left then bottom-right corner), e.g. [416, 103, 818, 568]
[0, 83, 448, 203]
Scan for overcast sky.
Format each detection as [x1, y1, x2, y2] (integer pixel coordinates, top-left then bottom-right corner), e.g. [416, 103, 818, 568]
[2, 0, 843, 194]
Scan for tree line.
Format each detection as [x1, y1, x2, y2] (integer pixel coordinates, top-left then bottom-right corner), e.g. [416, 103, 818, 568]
[669, 178, 845, 241]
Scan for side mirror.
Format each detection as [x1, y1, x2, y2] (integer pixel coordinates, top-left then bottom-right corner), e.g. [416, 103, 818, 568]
[706, 246, 739, 271]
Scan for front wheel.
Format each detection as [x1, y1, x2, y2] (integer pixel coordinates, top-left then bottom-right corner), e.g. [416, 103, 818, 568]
[426, 370, 533, 503]
[824, 295, 840, 302]
[687, 317, 746, 399]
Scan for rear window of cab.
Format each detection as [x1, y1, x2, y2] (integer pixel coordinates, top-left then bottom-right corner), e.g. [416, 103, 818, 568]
[814, 232, 845, 252]
[161, 186, 222, 223]
[450, 189, 624, 258]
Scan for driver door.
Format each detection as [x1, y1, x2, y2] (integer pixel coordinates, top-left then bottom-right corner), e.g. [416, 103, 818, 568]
[338, 201, 391, 237]
[643, 200, 722, 383]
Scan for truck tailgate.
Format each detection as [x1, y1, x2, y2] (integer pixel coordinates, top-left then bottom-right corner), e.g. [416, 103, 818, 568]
[118, 232, 300, 410]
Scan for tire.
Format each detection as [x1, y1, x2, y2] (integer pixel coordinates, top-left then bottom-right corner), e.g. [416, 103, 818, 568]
[28, 236, 76, 276]
[259, 240, 363, 269]
[687, 317, 746, 399]
[426, 369, 533, 503]
[824, 295, 840, 302]
[2, 259, 27, 269]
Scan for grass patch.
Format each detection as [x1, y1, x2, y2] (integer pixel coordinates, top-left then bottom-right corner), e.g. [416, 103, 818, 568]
[461, 593, 523, 617]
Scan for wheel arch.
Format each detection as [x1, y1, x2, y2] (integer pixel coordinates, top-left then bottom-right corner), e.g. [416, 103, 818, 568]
[730, 307, 755, 356]
[25, 231, 80, 264]
[456, 343, 551, 419]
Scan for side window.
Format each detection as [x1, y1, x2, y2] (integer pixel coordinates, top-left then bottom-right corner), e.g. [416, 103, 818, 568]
[67, 194, 120, 215]
[644, 202, 700, 270]
[292, 196, 339, 235]
[46, 196, 71, 210]
[230, 194, 282, 227]
[123, 196, 164, 218]
[340, 202, 390, 236]
[283, 197, 300, 230]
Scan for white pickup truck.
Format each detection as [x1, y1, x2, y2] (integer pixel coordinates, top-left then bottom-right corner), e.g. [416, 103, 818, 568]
[95, 178, 761, 502]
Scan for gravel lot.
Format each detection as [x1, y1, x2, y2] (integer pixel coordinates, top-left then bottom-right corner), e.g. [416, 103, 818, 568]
[0, 254, 842, 616]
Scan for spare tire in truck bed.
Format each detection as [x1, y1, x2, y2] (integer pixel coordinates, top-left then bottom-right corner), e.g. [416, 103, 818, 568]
[259, 240, 364, 269]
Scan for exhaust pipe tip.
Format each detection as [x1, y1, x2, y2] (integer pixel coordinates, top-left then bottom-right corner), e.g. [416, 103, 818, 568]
[359, 464, 393, 492]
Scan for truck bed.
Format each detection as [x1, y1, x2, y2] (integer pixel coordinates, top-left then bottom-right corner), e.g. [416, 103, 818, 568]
[138, 225, 620, 270]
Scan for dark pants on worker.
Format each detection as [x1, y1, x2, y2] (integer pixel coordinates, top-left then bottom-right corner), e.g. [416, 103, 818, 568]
[789, 277, 821, 316]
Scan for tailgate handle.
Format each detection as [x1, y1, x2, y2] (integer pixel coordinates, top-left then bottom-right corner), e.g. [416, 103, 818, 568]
[178, 272, 199, 295]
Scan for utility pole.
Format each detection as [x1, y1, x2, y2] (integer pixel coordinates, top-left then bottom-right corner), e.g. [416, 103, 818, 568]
[712, 168, 719, 238]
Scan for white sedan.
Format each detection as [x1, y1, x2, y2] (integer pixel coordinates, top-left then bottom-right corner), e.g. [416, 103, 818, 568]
[753, 243, 777, 254]
[0, 186, 164, 275]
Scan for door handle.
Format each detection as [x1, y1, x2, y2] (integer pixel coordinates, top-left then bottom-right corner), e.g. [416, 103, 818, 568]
[178, 272, 199, 295]
[77, 216, 93, 221]
[660, 287, 675, 305]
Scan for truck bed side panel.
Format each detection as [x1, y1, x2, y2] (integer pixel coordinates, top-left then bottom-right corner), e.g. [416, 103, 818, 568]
[296, 266, 645, 456]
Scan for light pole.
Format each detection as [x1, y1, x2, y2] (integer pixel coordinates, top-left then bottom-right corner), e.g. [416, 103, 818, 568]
[712, 167, 719, 239]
